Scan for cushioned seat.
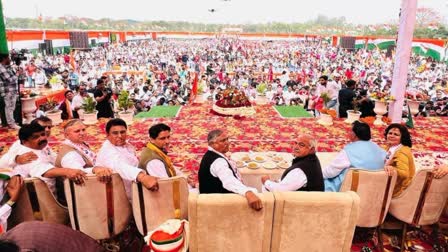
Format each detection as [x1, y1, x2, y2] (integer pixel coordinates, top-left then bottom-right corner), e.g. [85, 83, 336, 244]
[340, 169, 397, 251]
[388, 168, 448, 251]
[188, 193, 274, 252]
[8, 178, 69, 229]
[132, 176, 189, 235]
[64, 174, 131, 240]
[271, 191, 360, 252]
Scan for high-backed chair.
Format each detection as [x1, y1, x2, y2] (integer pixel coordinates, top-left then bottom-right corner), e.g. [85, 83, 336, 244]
[132, 176, 189, 235]
[8, 178, 69, 229]
[388, 168, 448, 251]
[188, 193, 275, 252]
[64, 174, 132, 240]
[340, 169, 397, 251]
[271, 191, 360, 252]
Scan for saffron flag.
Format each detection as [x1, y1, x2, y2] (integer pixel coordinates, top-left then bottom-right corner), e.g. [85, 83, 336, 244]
[406, 104, 414, 128]
[192, 72, 198, 96]
[69, 50, 77, 72]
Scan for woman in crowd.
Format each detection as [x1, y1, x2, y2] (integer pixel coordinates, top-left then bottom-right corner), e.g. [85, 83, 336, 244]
[383, 123, 415, 197]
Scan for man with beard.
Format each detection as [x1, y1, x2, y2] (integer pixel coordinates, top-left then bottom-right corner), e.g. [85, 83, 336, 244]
[0, 117, 53, 169]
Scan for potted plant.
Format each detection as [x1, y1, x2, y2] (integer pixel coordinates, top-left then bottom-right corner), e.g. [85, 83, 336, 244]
[345, 98, 362, 123]
[81, 96, 98, 125]
[44, 97, 63, 125]
[317, 92, 336, 126]
[117, 90, 134, 125]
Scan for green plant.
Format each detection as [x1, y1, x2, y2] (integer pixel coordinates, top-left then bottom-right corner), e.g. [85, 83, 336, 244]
[81, 96, 97, 114]
[320, 92, 331, 107]
[256, 82, 267, 94]
[117, 90, 134, 113]
[352, 97, 360, 113]
[44, 97, 59, 113]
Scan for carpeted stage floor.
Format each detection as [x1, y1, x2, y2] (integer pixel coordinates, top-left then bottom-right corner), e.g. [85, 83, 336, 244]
[1, 102, 447, 251]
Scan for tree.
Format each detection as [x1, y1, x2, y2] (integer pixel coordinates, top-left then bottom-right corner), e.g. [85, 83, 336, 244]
[415, 7, 442, 28]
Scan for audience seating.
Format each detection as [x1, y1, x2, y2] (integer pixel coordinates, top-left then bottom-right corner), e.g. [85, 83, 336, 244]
[340, 169, 397, 251]
[271, 191, 360, 252]
[188, 193, 275, 252]
[132, 176, 189, 235]
[64, 174, 132, 240]
[388, 168, 448, 251]
[8, 178, 69, 229]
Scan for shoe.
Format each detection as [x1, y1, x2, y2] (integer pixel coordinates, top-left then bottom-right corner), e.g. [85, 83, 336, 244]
[8, 124, 20, 130]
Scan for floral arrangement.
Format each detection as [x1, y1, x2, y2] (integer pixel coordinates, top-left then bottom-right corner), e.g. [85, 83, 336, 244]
[215, 87, 251, 108]
[405, 91, 428, 101]
[360, 116, 391, 126]
[256, 82, 267, 95]
[370, 91, 395, 102]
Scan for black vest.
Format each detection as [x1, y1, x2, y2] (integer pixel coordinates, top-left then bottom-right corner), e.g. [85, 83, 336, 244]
[281, 153, 324, 192]
[199, 150, 237, 194]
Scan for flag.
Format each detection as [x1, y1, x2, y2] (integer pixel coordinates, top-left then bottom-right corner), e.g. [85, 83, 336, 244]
[406, 104, 414, 128]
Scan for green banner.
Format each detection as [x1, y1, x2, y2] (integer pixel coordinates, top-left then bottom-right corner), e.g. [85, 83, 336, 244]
[0, 1, 8, 54]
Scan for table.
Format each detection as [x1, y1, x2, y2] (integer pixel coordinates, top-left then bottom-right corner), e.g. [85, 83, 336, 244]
[230, 152, 338, 192]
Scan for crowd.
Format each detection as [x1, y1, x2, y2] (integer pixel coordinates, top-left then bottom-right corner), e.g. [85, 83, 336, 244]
[0, 36, 448, 250]
[1, 36, 448, 126]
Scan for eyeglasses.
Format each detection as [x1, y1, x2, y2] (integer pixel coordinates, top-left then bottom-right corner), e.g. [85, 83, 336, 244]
[214, 137, 229, 143]
[294, 142, 309, 148]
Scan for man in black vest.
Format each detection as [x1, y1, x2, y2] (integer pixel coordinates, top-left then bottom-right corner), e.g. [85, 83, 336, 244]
[261, 135, 324, 192]
[198, 129, 263, 211]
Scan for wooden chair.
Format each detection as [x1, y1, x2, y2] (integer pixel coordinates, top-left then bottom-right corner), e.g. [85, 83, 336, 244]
[64, 174, 132, 240]
[271, 191, 360, 252]
[188, 192, 275, 252]
[388, 168, 448, 251]
[8, 177, 69, 229]
[340, 169, 397, 251]
[132, 176, 189, 236]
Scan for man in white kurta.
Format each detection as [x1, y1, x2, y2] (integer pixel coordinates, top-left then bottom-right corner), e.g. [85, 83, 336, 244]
[96, 118, 159, 201]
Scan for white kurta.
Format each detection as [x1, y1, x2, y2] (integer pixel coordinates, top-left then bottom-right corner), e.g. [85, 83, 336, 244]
[96, 140, 144, 201]
[12, 145, 57, 194]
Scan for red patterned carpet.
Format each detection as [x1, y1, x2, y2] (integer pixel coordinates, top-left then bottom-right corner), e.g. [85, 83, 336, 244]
[1, 103, 447, 251]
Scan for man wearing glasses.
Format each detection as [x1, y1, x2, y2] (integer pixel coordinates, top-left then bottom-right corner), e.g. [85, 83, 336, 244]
[261, 136, 324, 192]
[0, 117, 53, 168]
[198, 129, 263, 211]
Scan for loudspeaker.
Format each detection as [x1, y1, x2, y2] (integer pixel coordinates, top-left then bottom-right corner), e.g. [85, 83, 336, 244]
[69, 32, 89, 49]
[340, 37, 356, 52]
[44, 40, 53, 55]
[38, 43, 47, 55]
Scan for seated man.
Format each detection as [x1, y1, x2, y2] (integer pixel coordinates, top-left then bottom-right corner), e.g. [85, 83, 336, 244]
[261, 135, 324, 192]
[323, 121, 386, 192]
[139, 123, 177, 178]
[55, 119, 112, 183]
[0, 117, 53, 169]
[11, 123, 88, 194]
[96, 118, 159, 201]
[198, 129, 262, 211]
[139, 123, 197, 189]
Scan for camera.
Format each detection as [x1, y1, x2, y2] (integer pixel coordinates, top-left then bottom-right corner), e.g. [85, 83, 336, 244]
[10, 49, 28, 65]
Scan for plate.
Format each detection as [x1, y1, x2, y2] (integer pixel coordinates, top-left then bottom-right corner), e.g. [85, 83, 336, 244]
[240, 155, 251, 162]
[247, 162, 259, 169]
[235, 160, 245, 168]
[253, 155, 266, 163]
[278, 162, 290, 169]
[263, 161, 277, 169]
[271, 156, 284, 162]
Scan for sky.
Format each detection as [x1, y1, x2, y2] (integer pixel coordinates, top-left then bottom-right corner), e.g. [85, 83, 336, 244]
[2, 0, 448, 25]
